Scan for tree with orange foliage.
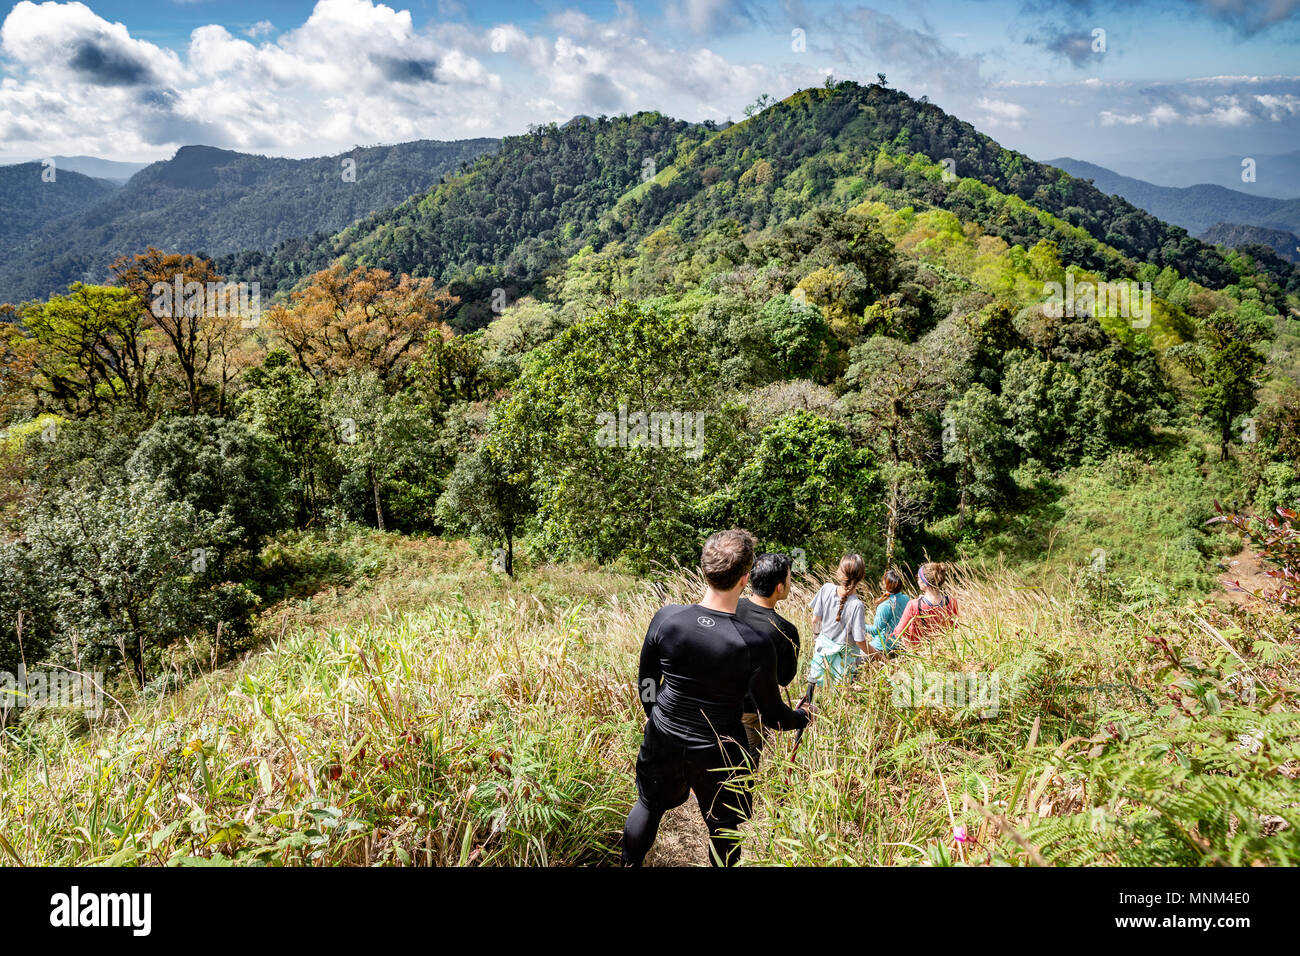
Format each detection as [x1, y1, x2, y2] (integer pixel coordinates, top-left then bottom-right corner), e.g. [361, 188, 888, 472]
[111, 248, 230, 414]
[267, 264, 457, 386]
[0, 303, 38, 422]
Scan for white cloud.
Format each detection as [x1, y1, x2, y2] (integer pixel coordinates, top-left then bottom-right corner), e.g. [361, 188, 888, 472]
[1, 0, 1298, 163]
[1255, 93, 1300, 119]
[1097, 88, 1291, 128]
[977, 97, 1028, 128]
[0, 0, 806, 158]
[2, 0, 180, 86]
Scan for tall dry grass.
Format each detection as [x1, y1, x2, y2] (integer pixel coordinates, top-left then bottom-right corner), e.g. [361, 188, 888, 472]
[2, 542, 1297, 866]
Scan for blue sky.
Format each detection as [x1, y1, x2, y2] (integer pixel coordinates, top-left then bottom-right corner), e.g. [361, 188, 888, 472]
[2, 0, 1298, 167]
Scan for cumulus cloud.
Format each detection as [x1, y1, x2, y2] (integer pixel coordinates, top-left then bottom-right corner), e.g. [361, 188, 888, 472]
[1097, 78, 1300, 128]
[0, 0, 1297, 163]
[977, 97, 1030, 127]
[0, 0, 813, 157]
[0, 0, 510, 156]
[2, 1, 178, 86]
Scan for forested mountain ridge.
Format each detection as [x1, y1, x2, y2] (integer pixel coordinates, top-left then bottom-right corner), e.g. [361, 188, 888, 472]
[1200, 222, 1300, 264]
[1051, 156, 1300, 237]
[223, 81, 1295, 325]
[3, 80, 1300, 870]
[0, 139, 499, 306]
[219, 113, 709, 323]
[0, 162, 119, 251]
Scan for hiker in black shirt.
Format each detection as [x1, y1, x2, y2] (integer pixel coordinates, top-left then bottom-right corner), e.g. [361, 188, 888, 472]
[736, 552, 801, 752]
[623, 529, 812, 866]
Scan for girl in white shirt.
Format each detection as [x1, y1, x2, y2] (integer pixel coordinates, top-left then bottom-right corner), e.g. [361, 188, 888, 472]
[804, 553, 867, 702]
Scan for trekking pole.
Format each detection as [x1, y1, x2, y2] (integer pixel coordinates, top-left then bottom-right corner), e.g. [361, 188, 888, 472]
[785, 685, 813, 783]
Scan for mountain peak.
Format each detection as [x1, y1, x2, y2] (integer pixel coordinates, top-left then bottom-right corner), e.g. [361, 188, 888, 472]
[171, 144, 242, 160]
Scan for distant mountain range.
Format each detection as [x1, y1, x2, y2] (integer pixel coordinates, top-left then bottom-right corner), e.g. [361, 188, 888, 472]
[0, 163, 120, 250]
[212, 82, 1295, 330]
[0, 140, 498, 305]
[18, 156, 152, 183]
[1099, 150, 1300, 199]
[1049, 157, 1300, 241]
[5, 90, 1296, 311]
[1198, 222, 1300, 263]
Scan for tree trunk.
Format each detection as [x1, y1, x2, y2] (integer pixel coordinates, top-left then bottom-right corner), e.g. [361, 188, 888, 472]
[505, 530, 514, 577]
[371, 467, 385, 531]
[885, 478, 899, 564]
[957, 461, 969, 532]
[125, 634, 146, 690]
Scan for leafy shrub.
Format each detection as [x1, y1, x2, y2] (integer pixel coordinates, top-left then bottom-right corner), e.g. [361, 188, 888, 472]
[9, 480, 257, 685]
[128, 414, 291, 553]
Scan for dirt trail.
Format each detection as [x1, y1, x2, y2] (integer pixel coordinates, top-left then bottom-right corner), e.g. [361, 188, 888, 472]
[643, 790, 773, 866]
[1216, 547, 1278, 608]
[644, 795, 711, 866]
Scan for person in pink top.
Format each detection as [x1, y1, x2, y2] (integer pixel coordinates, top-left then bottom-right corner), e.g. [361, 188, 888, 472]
[892, 562, 958, 647]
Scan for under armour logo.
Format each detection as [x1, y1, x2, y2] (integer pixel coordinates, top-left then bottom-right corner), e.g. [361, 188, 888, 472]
[697, 616, 715, 628]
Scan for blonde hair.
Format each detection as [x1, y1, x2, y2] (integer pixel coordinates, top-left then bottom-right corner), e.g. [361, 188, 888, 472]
[918, 561, 947, 591]
[835, 553, 866, 622]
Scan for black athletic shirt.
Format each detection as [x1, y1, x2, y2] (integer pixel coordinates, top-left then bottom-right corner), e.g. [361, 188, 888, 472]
[638, 603, 809, 749]
[736, 597, 800, 714]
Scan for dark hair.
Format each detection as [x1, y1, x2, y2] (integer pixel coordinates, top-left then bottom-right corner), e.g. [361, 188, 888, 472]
[701, 529, 756, 591]
[881, 569, 904, 595]
[750, 553, 792, 597]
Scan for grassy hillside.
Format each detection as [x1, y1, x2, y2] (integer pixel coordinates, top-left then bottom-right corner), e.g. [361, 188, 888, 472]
[947, 429, 1244, 594]
[2, 529, 1296, 866]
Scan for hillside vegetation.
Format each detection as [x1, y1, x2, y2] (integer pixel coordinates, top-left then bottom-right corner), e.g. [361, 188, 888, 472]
[1, 80, 1299, 866]
[0, 162, 119, 251]
[1199, 223, 1300, 265]
[223, 82, 1299, 328]
[0, 139, 498, 306]
[1, 532, 1296, 866]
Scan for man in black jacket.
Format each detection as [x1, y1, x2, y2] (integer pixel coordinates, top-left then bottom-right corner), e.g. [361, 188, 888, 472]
[736, 552, 801, 753]
[623, 529, 812, 866]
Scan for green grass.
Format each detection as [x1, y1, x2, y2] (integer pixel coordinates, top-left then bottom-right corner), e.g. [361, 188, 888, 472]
[3, 533, 1298, 866]
[943, 430, 1243, 597]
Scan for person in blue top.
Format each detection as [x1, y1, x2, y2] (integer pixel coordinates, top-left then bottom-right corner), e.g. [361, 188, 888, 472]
[864, 569, 911, 658]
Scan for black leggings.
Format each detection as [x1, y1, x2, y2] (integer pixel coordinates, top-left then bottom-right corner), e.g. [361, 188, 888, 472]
[623, 723, 754, 866]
